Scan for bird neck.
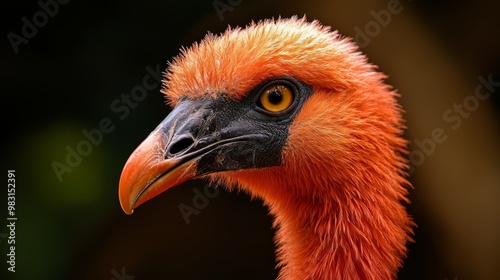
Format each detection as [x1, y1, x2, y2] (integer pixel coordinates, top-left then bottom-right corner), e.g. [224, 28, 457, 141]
[237, 167, 412, 280]
[274, 180, 409, 279]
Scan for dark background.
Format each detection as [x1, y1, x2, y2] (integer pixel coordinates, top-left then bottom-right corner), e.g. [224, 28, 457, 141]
[2, 0, 499, 279]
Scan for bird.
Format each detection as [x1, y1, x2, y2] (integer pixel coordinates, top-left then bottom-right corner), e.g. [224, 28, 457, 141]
[118, 17, 414, 279]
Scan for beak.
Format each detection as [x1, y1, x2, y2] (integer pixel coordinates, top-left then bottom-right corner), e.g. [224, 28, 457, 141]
[118, 97, 281, 215]
[118, 128, 198, 215]
[118, 101, 202, 215]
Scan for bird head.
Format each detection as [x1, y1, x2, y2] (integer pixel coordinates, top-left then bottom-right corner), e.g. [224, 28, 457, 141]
[119, 17, 407, 215]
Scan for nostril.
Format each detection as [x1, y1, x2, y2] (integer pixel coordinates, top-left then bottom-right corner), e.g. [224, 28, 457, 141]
[167, 137, 195, 156]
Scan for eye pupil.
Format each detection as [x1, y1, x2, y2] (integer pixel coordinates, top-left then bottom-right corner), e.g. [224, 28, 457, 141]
[268, 90, 282, 104]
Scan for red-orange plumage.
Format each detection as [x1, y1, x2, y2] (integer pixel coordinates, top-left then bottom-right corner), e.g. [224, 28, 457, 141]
[124, 16, 414, 279]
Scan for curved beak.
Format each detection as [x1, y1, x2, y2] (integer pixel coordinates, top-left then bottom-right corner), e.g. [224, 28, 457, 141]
[118, 97, 281, 215]
[118, 100, 202, 215]
[118, 127, 198, 214]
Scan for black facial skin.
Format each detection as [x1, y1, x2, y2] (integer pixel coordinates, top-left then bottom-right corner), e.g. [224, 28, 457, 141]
[159, 77, 313, 176]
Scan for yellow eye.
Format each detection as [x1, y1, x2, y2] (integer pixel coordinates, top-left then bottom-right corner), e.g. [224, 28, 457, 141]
[259, 84, 294, 113]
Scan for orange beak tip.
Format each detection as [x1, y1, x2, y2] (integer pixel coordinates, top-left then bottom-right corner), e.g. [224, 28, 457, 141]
[118, 129, 199, 215]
